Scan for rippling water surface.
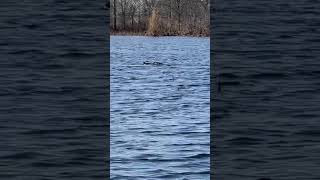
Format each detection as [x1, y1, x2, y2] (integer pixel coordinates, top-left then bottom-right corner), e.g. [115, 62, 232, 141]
[1, 1, 107, 179]
[213, 0, 320, 179]
[111, 36, 210, 179]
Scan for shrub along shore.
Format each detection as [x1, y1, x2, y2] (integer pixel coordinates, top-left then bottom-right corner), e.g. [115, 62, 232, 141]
[110, 30, 209, 37]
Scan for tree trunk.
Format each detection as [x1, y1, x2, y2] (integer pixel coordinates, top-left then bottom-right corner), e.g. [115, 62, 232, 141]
[177, 0, 181, 33]
[169, 0, 172, 34]
[131, 15, 134, 30]
[138, 10, 141, 31]
[178, 13, 181, 33]
[123, 14, 126, 30]
[113, 0, 117, 30]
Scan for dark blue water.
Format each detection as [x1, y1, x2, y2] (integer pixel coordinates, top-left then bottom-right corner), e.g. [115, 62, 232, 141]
[0, 1, 108, 179]
[213, 0, 320, 179]
[111, 36, 210, 179]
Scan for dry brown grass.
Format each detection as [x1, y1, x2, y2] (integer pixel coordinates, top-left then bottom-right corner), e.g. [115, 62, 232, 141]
[147, 9, 163, 36]
[110, 30, 147, 36]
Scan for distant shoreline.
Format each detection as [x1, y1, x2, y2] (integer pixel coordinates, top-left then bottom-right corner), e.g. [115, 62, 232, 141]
[110, 1, 209, 38]
[110, 31, 209, 37]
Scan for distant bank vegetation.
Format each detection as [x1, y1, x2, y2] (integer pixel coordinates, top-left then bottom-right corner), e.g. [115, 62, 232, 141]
[110, 0, 209, 37]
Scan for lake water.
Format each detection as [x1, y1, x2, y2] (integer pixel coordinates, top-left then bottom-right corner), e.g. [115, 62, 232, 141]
[212, 0, 320, 179]
[111, 36, 210, 179]
[1, 1, 108, 179]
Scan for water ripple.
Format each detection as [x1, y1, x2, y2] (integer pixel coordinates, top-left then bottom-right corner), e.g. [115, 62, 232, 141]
[111, 36, 210, 179]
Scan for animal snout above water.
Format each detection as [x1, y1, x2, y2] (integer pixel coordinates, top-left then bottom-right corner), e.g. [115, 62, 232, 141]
[143, 61, 163, 65]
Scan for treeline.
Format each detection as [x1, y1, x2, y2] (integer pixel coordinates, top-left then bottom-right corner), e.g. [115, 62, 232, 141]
[110, 0, 209, 36]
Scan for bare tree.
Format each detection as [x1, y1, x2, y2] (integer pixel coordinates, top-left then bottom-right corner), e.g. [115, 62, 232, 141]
[119, 0, 128, 30]
[110, 0, 209, 36]
[137, 0, 142, 31]
[144, 0, 158, 16]
[128, 1, 137, 30]
[113, 0, 117, 30]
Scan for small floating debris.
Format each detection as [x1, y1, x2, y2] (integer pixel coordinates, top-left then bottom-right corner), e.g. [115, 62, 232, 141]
[152, 62, 163, 65]
[143, 61, 151, 65]
[170, 75, 175, 81]
[178, 84, 186, 90]
[143, 61, 163, 66]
